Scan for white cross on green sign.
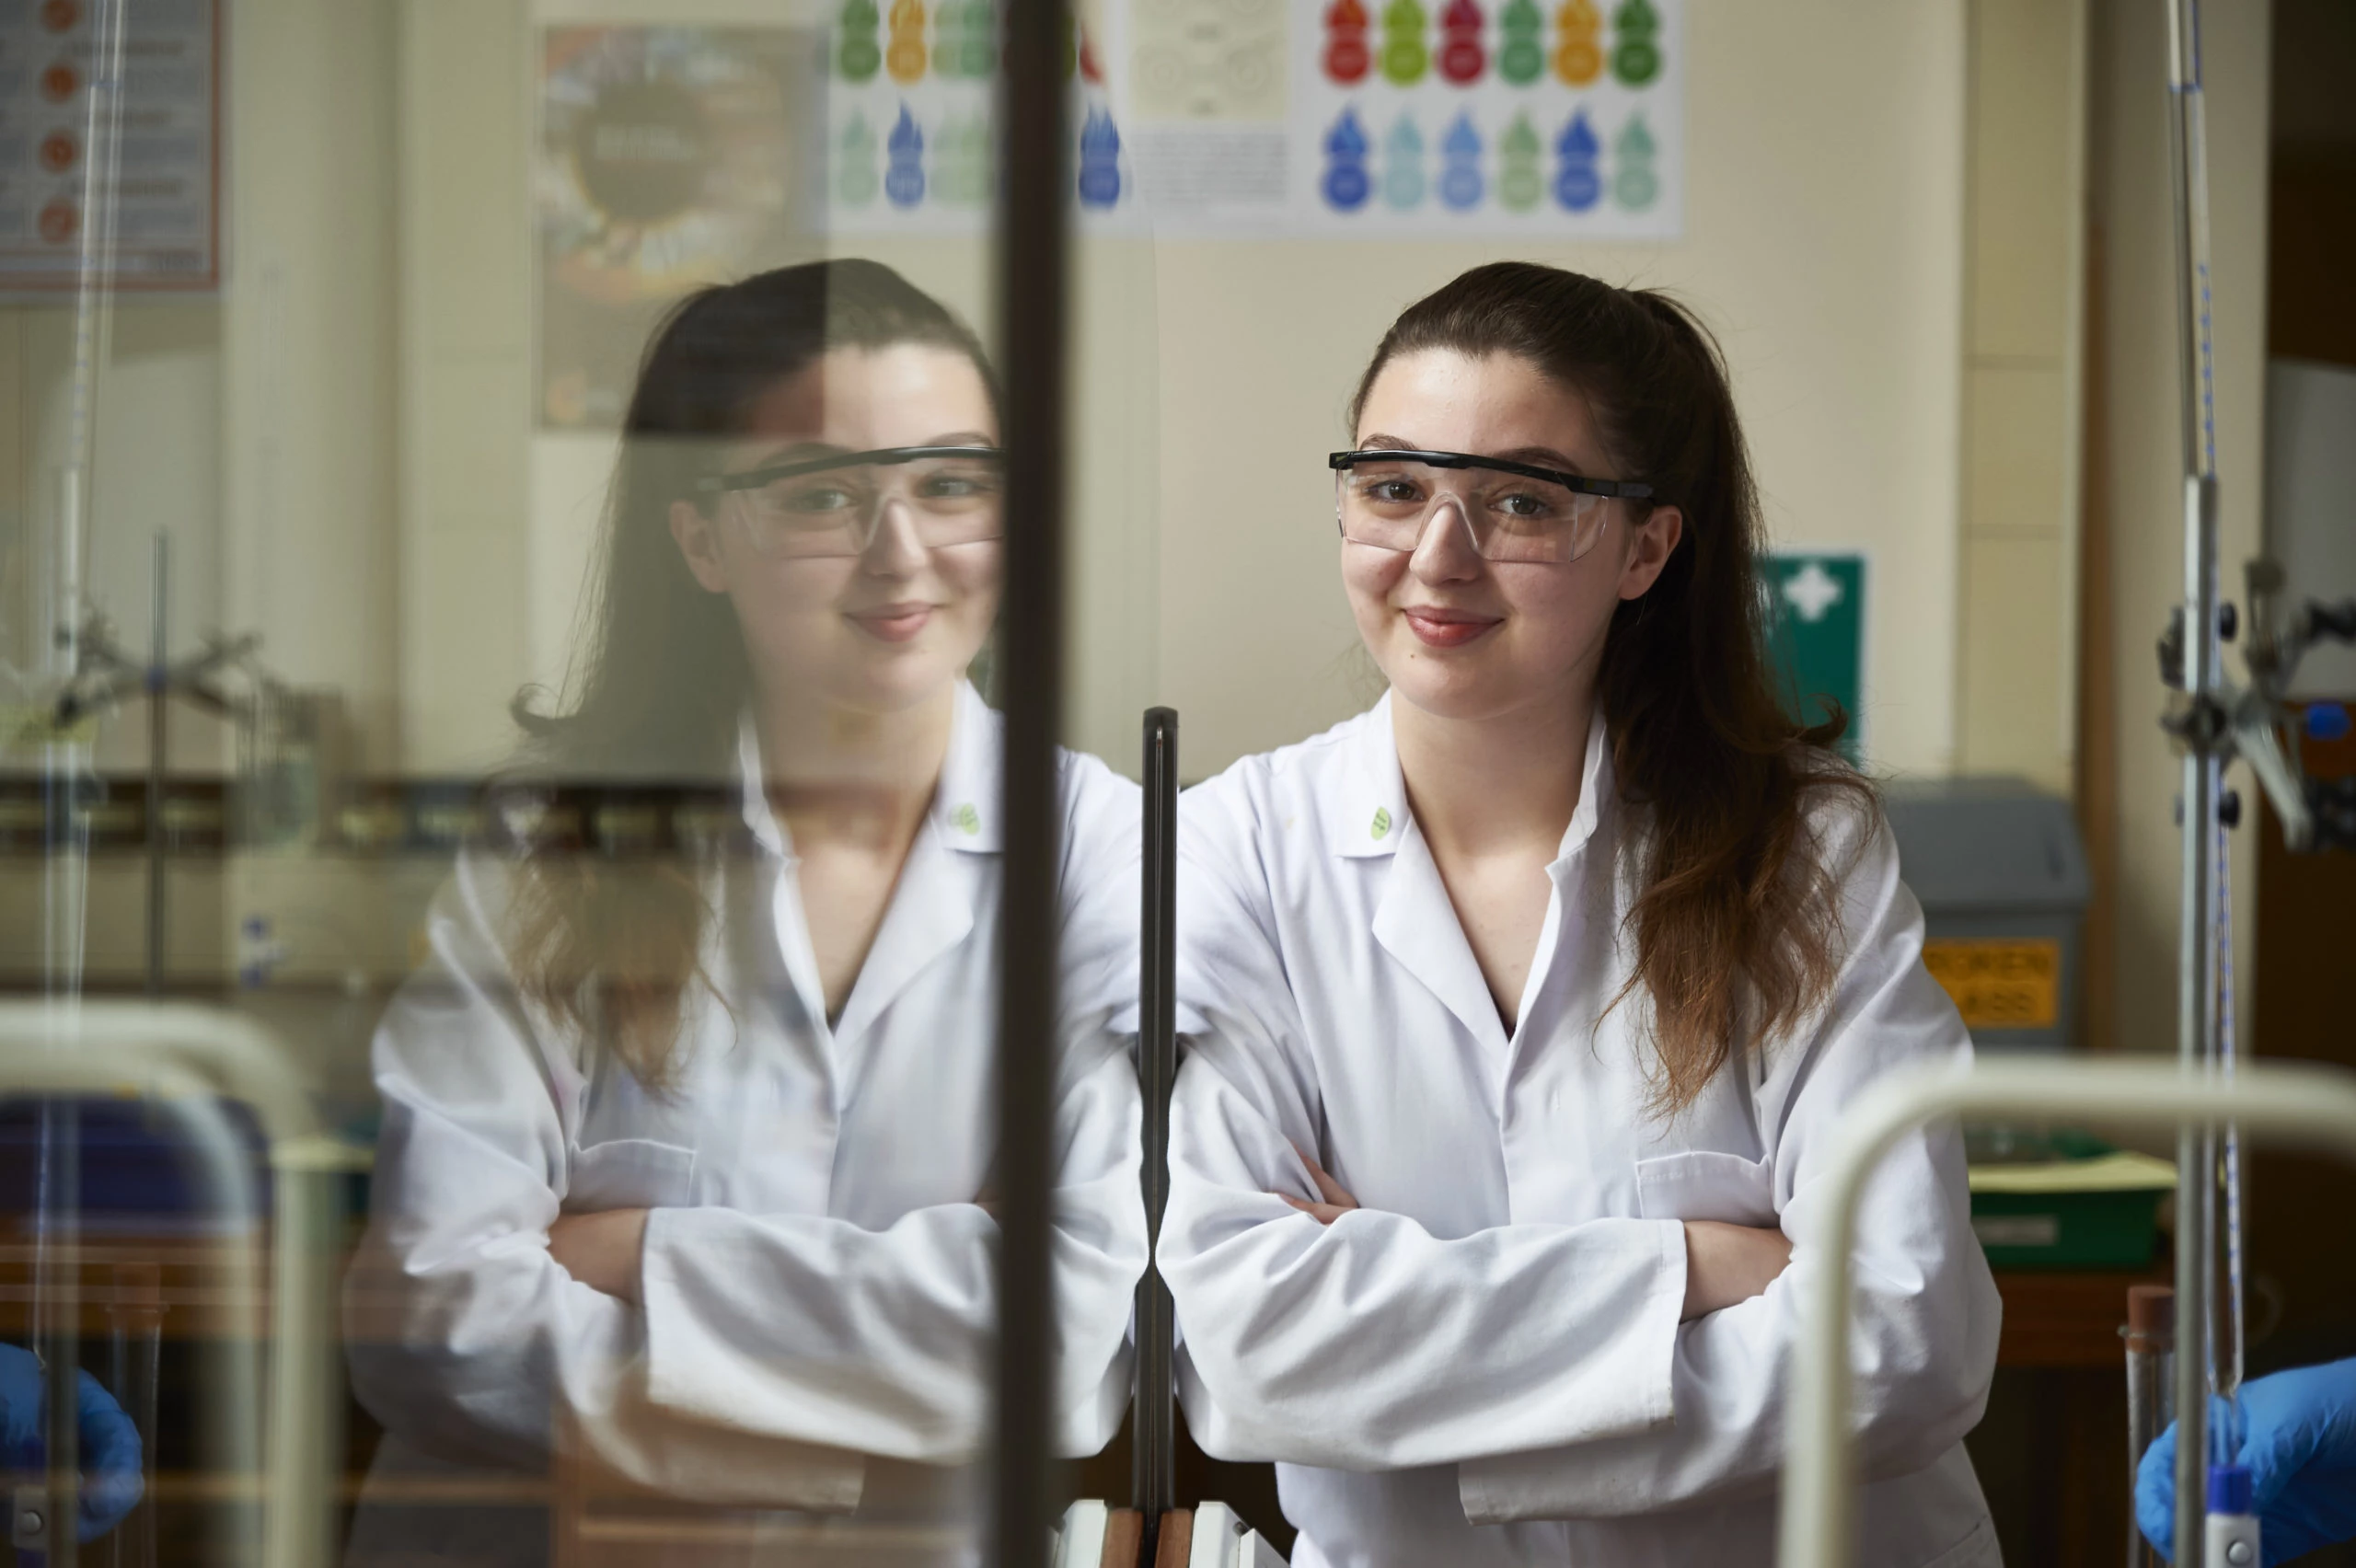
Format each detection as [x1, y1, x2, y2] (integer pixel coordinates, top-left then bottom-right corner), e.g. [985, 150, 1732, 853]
[1762, 550, 1865, 763]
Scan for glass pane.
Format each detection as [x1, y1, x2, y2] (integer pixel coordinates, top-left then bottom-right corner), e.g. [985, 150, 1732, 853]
[0, 1, 1151, 1564]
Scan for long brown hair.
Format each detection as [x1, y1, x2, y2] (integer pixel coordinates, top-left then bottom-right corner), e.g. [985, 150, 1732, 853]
[1351, 261, 1875, 1115]
[504, 259, 998, 1087]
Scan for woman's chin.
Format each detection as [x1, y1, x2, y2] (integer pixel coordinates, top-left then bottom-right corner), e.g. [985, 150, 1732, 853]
[1384, 663, 1564, 726]
[817, 647, 970, 717]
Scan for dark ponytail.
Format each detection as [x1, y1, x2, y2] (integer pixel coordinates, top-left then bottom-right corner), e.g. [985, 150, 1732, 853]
[1352, 261, 1873, 1115]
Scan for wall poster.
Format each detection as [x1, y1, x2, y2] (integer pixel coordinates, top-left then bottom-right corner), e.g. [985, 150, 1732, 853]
[821, 0, 1680, 238]
[0, 0, 222, 294]
[537, 27, 823, 430]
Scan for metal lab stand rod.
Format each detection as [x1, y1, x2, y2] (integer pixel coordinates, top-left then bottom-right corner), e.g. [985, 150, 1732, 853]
[1135, 709, 1180, 1550]
[2161, 2, 2228, 1559]
[1776, 1056, 2356, 1568]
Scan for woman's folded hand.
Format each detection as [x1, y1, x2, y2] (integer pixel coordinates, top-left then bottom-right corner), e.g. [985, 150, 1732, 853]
[1679, 1220, 1793, 1320]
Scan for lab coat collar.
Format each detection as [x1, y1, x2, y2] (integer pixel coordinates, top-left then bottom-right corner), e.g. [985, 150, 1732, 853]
[1330, 693, 1411, 859]
[1357, 700, 1617, 1055]
[1553, 705, 1614, 869]
[1328, 693, 1616, 865]
[734, 680, 1005, 860]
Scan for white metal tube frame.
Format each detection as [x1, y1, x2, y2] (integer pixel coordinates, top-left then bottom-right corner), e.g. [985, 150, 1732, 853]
[1779, 1055, 2356, 1568]
[0, 1004, 347, 1568]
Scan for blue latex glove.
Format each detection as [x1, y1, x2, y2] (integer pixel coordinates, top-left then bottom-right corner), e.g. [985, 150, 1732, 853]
[0, 1343, 144, 1544]
[2139, 1356, 2356, 1565]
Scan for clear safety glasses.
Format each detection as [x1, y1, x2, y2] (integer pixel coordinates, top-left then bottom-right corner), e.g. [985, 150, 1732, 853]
[697, 444, 1007, 559]
[1328, 448, 1656, 565]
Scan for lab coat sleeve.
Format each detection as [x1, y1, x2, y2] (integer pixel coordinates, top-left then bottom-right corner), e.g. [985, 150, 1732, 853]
[638, 751, 1148, 1463]
[639, 1043, 1142, 1462]
[1458, 801, 2003, 1522]
[1158, 776, 1691, 1473]
[342, 853, 865, 1510]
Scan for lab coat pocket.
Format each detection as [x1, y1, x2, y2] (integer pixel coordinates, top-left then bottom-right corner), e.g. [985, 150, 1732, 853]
[1634, 1149, 1777, 1227]
[565, 1137, 698, 1212]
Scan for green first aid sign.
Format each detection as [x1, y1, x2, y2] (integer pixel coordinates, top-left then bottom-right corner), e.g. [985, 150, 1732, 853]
[1762, 550, 1865, 762]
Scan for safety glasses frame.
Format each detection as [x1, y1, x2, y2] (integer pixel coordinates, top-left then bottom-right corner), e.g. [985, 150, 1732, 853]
[695, 443, 1008, 497]
[1327, 447, 1656, 502]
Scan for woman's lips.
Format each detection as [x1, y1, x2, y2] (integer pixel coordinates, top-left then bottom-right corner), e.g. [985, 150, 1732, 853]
[1401, 606, 1501, 648]
[849, 604, 934, 642]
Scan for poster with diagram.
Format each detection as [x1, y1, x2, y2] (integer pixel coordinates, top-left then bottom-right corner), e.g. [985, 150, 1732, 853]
[819, 0, 1678, 238]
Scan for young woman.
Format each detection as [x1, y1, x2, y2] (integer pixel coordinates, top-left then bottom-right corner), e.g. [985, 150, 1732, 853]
[343, 260, 1145, 1559]
[1160, 263, 2002, 1567]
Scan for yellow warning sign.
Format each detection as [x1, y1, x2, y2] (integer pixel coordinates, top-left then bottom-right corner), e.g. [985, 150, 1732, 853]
[1922, 938, 2062, 1030]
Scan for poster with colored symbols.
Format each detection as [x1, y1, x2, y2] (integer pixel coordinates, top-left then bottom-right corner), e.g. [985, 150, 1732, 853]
[1126, 0, 1680, 235]
[820, 0, 1677, 237]
[823, 0, 1142, 234]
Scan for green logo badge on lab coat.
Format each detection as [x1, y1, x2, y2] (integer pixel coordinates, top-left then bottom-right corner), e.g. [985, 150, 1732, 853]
[1371, 807, 1392, 839]
[953, 803, 981, 836]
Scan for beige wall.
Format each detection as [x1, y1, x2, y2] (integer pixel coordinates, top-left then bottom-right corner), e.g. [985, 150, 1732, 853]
[1954, 0, 2087, 793]
[2090, 0, 2271, 1057]
[399, 0, 534, 774]
[1149, 0, 1972, 778]
[221, 0, 402, 769]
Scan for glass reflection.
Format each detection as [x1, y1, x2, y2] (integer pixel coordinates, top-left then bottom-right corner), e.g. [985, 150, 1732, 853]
[342, 259, 1144, 1566]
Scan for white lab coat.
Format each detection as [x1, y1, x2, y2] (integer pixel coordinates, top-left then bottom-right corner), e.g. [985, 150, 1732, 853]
[343, 683, 1147, 1558]
[1161, 696, 2004, 1568]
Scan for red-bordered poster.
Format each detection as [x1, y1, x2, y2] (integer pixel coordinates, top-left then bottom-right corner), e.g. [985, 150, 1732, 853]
[0, 0, 223, 294]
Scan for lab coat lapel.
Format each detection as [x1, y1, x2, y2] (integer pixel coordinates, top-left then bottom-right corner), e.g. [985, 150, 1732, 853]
[827, 683, 999, 1066]
[1503, 707, 1617, 1057]
[1373, 824, 1511, 1055]
[1351, 697, 1511, 1057]
[828, 822, 977, 1065]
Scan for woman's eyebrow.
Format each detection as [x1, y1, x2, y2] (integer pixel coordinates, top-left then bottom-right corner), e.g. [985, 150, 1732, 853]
[1353, 434, 1588, 473]
[740, 438, 845, 468]
[1490, 444, 1585, 474]
[923, 430, 997, 449]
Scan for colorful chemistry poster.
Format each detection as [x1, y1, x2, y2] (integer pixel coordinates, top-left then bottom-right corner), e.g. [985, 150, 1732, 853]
[823, 0, 1139, 235]
[820, 0, 1679, 237]
[538, 28, 822, 429]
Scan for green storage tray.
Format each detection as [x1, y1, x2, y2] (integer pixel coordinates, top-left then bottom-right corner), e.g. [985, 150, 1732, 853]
[1968, 1147, 2176, 1270]
[1969, 1188, 2165, 1270]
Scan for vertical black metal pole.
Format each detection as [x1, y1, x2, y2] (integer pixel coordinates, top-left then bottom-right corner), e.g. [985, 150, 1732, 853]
[1133, 710, 1179, 1545]
[991, 0, 1068, 1552]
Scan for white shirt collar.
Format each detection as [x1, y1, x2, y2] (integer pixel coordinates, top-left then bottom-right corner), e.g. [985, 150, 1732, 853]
[1332, 691, 1614, 864]
[736, 680, 1004, 860]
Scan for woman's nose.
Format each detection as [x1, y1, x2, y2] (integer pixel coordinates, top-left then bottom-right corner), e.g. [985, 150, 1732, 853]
[1407, 494, 1484, 581]
[860, 495, 930, 575]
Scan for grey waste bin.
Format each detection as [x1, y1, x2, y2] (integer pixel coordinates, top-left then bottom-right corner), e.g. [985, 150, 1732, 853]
[1884, 778, 2091, 1051]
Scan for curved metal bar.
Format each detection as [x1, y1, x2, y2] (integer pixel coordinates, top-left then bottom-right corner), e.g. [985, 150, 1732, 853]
[0, 1006, 341, 1568]
[1778, 1055, 2356, 1568]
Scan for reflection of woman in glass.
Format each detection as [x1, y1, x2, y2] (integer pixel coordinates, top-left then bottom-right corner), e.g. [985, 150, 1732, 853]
[1161, 263, 2000, 1567]
[345, 260, 1144, 1562]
